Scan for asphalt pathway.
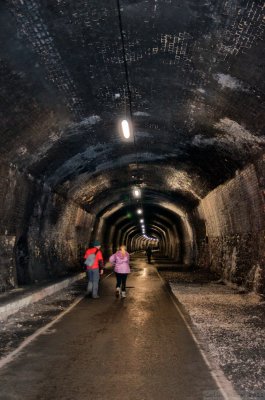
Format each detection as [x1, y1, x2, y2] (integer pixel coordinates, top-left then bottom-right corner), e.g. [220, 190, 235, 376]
[0, 257, 225, 400]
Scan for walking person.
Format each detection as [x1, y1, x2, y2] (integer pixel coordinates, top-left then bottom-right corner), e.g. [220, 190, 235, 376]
[109, 245, 130, 298]
[146, 246, 152, 264]
[84, 240, 104, 299]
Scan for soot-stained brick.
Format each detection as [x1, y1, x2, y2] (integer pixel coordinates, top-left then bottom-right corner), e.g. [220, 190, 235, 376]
[1, 1, 265, 293]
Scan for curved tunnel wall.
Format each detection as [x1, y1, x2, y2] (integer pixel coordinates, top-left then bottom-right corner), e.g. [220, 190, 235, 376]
[96, 201, 193, 263]
[0, 164, 91, 291]
[1, 0, 265, 296]
[195, 158, 265, 293]
[1, 157, 265, 295]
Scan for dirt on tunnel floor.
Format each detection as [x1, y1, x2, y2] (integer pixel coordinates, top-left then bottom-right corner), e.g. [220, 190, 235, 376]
[0, 280, 86, 359]
[157, 264, 265, 400]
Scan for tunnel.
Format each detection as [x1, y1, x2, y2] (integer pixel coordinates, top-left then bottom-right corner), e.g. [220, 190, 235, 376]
[1, 1, 265, 399]
[1, 0, 265, 295]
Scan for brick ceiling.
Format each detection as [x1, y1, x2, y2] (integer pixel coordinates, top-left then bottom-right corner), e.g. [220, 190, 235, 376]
[1, 0, 265, 213]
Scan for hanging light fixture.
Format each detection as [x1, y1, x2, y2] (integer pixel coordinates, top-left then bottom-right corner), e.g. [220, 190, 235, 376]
[121, 119, 130, 139]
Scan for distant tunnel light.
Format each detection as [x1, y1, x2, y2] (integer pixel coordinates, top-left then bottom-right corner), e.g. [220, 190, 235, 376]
[133, 188, 141, 198]
[140, 219, 144, 223]
[137, 209, 143, 215]
[121, 119, 130, 139]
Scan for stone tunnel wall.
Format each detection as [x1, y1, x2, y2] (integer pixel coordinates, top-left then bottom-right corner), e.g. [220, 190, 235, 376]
[0, 164, 93, 292]
[195, 156, 265, 294]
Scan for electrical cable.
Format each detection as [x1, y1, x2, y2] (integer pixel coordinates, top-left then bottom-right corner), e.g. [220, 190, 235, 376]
[116, 2, 133, 127]
[116, 0, 150, 240]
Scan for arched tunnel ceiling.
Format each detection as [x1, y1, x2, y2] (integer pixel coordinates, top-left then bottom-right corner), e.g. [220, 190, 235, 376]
[1, 0, 265, 210]
[60, 165, 206, 212]
[97, 195, 188, 223]
[100, 201, 186, 242]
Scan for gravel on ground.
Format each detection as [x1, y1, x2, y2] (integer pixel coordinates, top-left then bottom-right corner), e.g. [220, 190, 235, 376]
[159, 268, 265, 400]
[0, 279, 86, 359]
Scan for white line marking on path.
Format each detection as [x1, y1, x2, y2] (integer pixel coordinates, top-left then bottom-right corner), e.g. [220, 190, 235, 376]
[0, 295, 84, 370]
[155, 267, 242, 400]
[0, 273, 113, 371]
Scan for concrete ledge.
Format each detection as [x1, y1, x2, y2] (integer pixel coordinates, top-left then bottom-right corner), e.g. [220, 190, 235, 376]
[0, 272, 85, 322]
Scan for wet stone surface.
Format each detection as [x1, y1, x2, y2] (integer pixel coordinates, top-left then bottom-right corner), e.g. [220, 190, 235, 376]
[0, 279, 86, 359]
[159, 268, 265, 400]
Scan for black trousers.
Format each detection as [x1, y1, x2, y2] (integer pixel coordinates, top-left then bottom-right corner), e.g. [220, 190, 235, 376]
[115, 273, 128, 291]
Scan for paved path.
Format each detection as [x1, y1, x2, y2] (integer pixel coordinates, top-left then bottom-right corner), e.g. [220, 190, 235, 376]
[0, 258, 224, 400]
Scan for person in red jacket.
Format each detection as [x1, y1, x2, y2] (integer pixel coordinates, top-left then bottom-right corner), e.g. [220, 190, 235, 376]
[84, 240, 104, 299]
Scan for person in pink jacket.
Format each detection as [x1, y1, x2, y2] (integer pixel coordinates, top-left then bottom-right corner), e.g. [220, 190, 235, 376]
[109, 245, 130, 298]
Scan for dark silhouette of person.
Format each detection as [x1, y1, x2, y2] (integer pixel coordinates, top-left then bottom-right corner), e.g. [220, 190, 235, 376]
[146, 246, 152, 264]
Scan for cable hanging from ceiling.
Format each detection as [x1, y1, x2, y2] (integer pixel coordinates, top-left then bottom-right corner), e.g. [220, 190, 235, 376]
[116, 0, 149, 239]
[116, 0, 134, 141]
